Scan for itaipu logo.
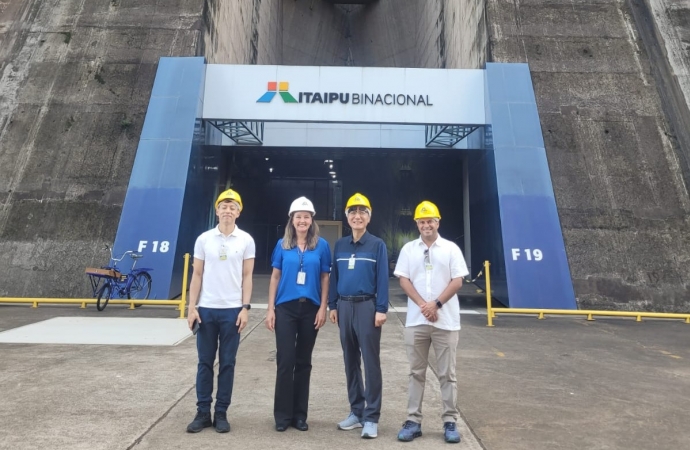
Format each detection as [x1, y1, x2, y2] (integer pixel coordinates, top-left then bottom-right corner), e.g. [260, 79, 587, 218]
[257, 82, 298, 103]
[256, 81, 432, 106]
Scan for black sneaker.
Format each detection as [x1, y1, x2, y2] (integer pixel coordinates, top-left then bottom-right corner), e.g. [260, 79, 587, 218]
[186, 411, 212, 433]
[214, 411, 231, 433]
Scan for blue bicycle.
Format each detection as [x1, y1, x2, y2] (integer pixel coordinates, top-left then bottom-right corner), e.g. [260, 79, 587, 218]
[86, 245, 153, 311]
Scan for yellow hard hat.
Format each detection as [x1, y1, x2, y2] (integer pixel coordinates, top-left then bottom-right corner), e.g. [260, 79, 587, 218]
[345, 193, 372, 211]
[215, 189, 243, 211]
[414, 200, 441, 220]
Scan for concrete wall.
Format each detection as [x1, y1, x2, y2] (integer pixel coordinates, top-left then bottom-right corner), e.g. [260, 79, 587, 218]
[487, 0, 690, 311]
[202, 0, 282, 64]
[649, 0, 690, 125]
[0, 0, 204, 297]
[416, 0, 487, 69]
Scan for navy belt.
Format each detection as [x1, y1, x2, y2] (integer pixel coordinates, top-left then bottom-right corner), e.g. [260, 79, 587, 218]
[340, 295, 375, 302]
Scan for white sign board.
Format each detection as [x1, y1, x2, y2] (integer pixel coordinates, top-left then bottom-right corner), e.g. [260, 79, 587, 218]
[203, 65, 486, 125]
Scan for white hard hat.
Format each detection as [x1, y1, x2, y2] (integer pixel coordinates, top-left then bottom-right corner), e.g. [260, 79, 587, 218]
[288, 196, 316, 216]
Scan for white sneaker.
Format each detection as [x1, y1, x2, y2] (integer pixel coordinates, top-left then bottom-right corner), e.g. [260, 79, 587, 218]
[361, 421, 378, 439]
[337, 412, 363, 430]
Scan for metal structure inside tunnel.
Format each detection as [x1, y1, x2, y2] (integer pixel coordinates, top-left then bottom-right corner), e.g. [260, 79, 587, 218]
[205, 120, 484, 149]
[112, 57, 577, 311]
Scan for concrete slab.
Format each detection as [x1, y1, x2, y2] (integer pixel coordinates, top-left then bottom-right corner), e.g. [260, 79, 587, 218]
[134, 312, 484, 450]
[2, 278, 689, 450]
[0, 317, 191, 346]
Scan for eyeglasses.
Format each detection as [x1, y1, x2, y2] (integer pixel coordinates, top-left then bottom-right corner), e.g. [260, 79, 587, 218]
[347, 207, 369, 216]
[424, 248, 430, 265]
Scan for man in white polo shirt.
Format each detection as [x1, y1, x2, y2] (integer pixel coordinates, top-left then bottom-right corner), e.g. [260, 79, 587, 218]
[186, 189, 255, 434]
[394, 200, 469, 444]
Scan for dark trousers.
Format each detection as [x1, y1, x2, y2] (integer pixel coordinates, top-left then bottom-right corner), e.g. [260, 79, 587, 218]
[338, 298, 382, 423]
[274, 299, 320, 426]
[196, 306, 241, 413]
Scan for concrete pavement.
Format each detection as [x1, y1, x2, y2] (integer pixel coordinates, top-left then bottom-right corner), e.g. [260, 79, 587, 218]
[1, 275, 689, 449]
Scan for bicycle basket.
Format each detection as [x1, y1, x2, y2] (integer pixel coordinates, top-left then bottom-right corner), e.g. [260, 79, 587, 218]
[85, 268, 122, 279]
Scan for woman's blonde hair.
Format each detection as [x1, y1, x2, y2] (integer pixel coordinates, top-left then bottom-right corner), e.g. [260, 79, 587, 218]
[281, 213, 320, 250]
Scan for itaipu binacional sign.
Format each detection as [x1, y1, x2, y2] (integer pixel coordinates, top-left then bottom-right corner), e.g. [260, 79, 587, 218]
[256, 80, 433, 106]
[203, 65, 486, 125]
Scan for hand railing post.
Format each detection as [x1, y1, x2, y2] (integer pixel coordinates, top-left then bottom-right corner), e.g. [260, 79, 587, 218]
[179, 253, 190, 319]
[485, 260, 493, 327]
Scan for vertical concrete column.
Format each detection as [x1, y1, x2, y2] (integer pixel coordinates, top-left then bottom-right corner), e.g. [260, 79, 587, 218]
[113, 57, 206, 300]
[485, 63, 576, 309]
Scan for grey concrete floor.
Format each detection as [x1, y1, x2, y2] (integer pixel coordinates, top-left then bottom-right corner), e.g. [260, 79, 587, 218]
[1, 275, 689, 450]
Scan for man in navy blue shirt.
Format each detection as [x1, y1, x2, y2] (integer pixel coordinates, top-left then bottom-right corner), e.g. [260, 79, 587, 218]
[329, 193, 389, 439]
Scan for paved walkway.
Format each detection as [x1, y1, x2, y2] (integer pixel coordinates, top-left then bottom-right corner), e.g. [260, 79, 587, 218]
[1, 275, 689, 450]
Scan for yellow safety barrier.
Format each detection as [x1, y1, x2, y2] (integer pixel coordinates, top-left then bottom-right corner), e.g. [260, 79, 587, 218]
[0, 253, 191, 320]
[483, 260, 690, 326]
[484, 261, 494, 327]
[179, 252, 190, 319]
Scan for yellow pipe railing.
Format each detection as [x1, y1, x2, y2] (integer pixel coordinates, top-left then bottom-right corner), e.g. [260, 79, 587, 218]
[0, 253, 191, 319]
[485, 261, 494, 327]
[490, 307, 690, 324]
[178, 253, 190, 319]
[482, 259, 690, 325]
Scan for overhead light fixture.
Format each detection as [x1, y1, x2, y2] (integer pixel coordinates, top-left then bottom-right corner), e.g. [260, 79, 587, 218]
[331, 174, 336, 178]
[329, 171, 336, 175]
[265, 157, 269, 161]
[332, 180, 338, 183]
[269, 167, 273, 173]
[324, 159, 333, 163]
[329, 164, 333, 169]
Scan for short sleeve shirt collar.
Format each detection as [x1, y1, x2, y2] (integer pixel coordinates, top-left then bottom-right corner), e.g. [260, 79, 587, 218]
[349, 230, 371, 245]
[214, 225, 241, 238]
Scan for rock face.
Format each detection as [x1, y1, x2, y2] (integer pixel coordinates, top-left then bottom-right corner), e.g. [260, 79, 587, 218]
[0, 0, 203, 297]
[487, 0, 690, 311]
[1, 0, 688, 311]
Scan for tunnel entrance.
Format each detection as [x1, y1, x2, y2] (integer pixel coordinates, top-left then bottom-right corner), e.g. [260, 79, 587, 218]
[207, 146, 467, 274]
[113, 59, 577, 309]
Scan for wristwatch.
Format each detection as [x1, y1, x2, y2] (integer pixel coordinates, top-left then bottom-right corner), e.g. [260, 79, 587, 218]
[242, 304, 251, 310]
[435, 299, 443, 309]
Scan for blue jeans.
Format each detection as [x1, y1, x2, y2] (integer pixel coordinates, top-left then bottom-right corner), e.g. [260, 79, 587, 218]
[196, 306, 241, 413]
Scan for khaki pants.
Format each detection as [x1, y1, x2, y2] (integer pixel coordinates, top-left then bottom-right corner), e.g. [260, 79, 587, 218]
[404, 324, 459, 423]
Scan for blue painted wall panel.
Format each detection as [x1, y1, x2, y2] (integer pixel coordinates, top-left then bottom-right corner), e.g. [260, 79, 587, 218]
[494, 147, 555, 196]
[150, 58, 193, 97]
[488, 103, 513, 148]
[500, 195, 574, 308]
[485, 63, 576, 309]
[114, 57, 206, 300]
[509, 103, 543, 148]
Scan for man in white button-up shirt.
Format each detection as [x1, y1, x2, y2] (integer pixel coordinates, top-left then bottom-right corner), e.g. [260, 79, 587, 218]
[393, 201, 469, 444]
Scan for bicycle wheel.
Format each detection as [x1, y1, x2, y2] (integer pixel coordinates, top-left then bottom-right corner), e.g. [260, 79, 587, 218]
[128, 272, 152, 300]
[97, 283, 112, 311]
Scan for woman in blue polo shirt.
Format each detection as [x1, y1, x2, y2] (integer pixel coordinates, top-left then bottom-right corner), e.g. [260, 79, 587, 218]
[265, 196, 331, 432]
